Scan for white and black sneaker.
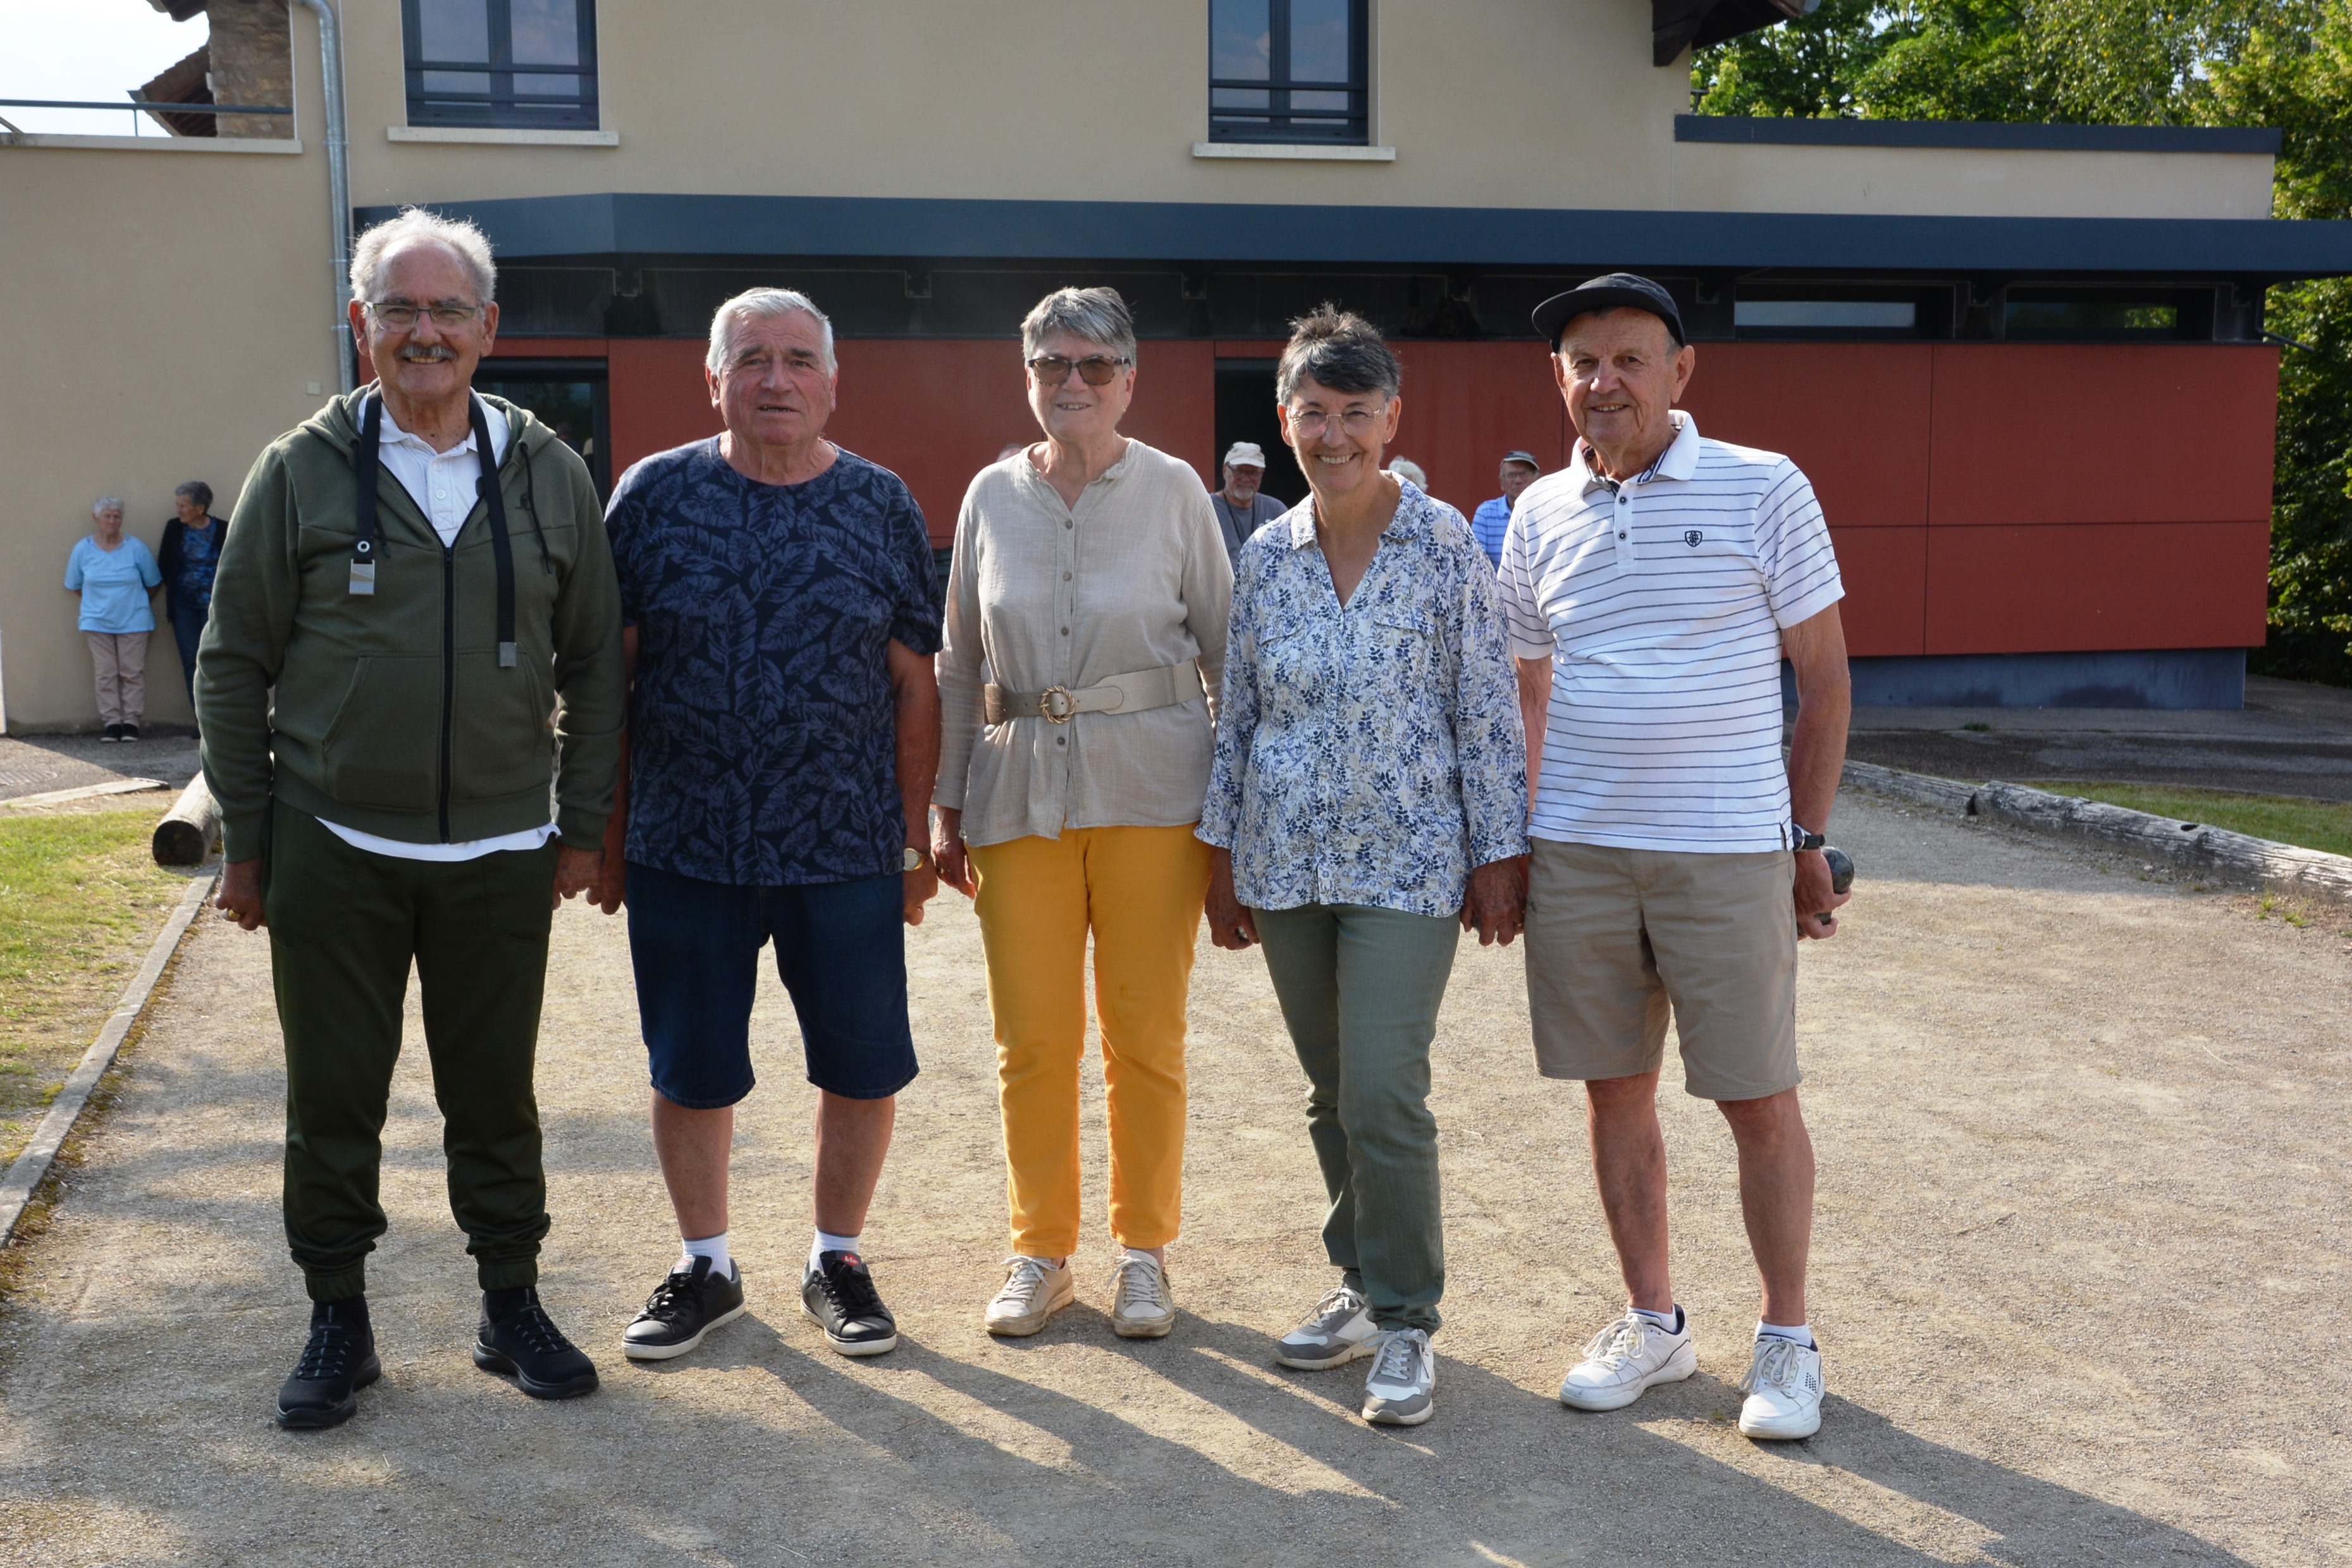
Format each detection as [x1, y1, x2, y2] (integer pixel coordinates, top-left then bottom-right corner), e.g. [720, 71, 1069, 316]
[1737, 1334, 1824, 1440]
[802, 1250, 897, 1357]
[624, 1256, 746, 1361]
[1558, 1308, 1697, 1412]
[1360, 1328, 1436, 1426]
[1275, 1284, 1381, 1370]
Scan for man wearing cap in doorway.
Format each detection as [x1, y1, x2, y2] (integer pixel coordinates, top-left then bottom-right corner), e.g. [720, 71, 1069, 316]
[1210, 441, 1286, 561]
[1470, 451, 1542, 570]
[1499, 273, 1851, 1442]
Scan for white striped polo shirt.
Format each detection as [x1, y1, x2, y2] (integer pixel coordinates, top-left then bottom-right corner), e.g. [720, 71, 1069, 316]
[1498, 412, 1843, 853]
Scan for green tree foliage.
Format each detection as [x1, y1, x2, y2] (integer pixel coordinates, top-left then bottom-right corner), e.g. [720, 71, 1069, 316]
[1694, 3, 2352, 682]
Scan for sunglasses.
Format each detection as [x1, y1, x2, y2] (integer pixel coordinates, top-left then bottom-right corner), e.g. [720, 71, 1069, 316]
[1027, 353, 1132, 387]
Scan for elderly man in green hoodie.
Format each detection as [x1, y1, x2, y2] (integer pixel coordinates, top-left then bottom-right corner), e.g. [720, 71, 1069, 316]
[197, 207, 625, 1431]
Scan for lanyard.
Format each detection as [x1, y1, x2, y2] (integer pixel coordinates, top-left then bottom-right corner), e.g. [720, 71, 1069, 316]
[349, 392, 519, 668]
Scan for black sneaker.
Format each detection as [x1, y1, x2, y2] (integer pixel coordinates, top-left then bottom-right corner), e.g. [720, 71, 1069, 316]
[472, 1288, 600, 1399]
[118, 724, 140, 743]
[623, 1256, 746, 1361]
[274, 1298, 380, 1430]
[801, 1250, 897, 1357]
[99, 724, 122, 744]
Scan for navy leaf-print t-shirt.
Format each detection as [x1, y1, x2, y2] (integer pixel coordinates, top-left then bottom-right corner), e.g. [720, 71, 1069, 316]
[606, 439, 943, 886]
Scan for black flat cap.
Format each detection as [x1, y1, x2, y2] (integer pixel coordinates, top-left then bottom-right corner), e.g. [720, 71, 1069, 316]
[1531, 273, 1686, 348]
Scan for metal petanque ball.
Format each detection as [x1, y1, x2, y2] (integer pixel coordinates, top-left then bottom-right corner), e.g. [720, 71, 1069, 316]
[1823, 845, 1855, 896]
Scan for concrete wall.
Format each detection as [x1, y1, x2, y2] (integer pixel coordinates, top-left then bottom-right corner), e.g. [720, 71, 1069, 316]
[0, 5, 335, 731]
[338, 1, 2272, 223]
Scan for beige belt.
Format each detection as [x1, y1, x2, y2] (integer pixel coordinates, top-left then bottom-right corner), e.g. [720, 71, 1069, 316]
[985, 659, 1200, 725]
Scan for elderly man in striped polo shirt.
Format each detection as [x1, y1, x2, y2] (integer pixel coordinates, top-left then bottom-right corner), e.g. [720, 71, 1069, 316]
[1499, 273, 1851, 1443]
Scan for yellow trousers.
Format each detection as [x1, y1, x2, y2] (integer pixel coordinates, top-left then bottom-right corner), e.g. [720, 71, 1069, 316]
[968, 824, 1212, 1258]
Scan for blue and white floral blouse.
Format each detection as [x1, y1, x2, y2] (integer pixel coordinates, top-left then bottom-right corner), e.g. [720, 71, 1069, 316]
[1197, 482, 1529, 919]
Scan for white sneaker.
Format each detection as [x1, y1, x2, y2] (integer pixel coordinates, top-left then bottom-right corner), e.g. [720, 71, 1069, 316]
[1274, 1285, 1379, 1370]
[1558, 1309, 1697, 1412]
[983, 1256, 1073, 1337]
[1737, 1335, 1824, 1440]
[1360, 1328, 1436, 1426]
[1107, 1251, 1175, 1339]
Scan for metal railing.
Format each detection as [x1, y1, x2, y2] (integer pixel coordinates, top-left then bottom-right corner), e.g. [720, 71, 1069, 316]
[0, 99, 293, 137]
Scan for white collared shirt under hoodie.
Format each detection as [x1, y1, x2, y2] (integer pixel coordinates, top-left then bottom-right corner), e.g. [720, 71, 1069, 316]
[1498, 412, 1843, 853]
[319, 393, 560, 863]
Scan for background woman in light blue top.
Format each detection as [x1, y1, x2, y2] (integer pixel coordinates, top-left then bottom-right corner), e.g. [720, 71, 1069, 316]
[64, 495, 163, 742]
[1197, 307, 1528, 1430]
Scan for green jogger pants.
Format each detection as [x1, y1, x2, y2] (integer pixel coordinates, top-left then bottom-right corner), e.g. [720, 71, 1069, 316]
[1252, 902, 1461, 1336]
[264, 804, 559, 1302]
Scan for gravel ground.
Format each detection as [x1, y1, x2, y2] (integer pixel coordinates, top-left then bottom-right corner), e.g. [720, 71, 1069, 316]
[0, 790, 2345, 1567]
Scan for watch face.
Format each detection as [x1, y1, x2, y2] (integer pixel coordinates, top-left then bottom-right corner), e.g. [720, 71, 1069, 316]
[903, 846, 923, 871]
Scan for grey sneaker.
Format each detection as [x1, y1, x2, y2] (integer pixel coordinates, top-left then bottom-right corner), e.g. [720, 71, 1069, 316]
[1559, 1308, 1697, 1412]
[984, 1256, 1074, 1337]
[1360, 1328, 1435, 1426]
[1275, 1285, 1379, 1370]
[1107, 1251, 1175, 1339]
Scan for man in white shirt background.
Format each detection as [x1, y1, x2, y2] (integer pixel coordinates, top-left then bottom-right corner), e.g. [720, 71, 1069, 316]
[1498, 273, 1851, 1443]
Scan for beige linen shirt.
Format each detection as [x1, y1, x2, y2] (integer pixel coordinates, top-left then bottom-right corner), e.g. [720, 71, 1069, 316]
[936, 439, 1232, 846]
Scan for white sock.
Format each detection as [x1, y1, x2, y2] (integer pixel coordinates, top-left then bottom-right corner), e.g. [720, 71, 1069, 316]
[1631, 1304, 1684, 1334]
[676, 1231, 731, 1278]
[810, 1228, 861, 1273]
[1757, 1318, 1814, 1349]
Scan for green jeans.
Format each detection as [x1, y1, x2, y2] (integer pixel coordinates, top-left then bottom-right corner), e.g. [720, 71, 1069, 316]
[264, 804, 558, 1302]
[1253, 902, 1461, 1335]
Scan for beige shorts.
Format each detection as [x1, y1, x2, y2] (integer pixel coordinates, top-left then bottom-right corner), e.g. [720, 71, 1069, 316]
[1524, 839, 1799, 1101]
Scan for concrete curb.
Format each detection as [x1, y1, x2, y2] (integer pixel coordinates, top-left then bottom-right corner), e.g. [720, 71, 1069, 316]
[0, 778, 168, 811]
[0, 866, 218, 1246]
[1841, 759, 2352, 904]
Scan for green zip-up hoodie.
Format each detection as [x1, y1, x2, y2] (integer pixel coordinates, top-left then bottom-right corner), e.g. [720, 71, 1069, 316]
[196, 386, 624, 863]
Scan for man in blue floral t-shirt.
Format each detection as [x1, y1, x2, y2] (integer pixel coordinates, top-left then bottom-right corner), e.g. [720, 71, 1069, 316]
[595, 289, 943, 1364]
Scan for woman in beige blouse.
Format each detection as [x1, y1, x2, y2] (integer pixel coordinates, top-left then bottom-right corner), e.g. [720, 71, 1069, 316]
[932, 286, 1232, 1340]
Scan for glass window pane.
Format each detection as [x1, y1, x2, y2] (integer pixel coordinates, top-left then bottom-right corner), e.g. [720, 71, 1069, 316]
[508, 0, 581, 66]
[1212, 87, 1272, 111]
[418, 0, 491, 64]
[423, 70, 484, 97]
[1290, 90, 1350, 114]
[1212, 0, 1271, 80]
[1289, 0, 1352, 83]
[514, 73, 582, 99]
[1737, 301, 1917, 329]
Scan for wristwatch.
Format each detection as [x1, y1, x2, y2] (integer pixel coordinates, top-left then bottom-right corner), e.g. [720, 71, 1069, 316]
[1787, 819, 1825, 853]
[903, 845, 930, 872]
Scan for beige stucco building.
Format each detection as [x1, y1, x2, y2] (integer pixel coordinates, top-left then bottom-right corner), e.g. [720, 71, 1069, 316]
[3, 0, 2345, 728]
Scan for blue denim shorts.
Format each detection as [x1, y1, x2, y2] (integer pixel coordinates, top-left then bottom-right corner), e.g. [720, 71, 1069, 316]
[625, 861, 919, 1107]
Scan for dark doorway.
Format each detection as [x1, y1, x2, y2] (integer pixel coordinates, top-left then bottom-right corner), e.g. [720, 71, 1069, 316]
[477, 359, 612, 499]
[1214, 358, 1305, 511]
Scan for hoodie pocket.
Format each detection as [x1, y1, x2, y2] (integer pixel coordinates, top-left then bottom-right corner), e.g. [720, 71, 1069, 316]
[321, 655, 442, 810]
[450, 649, 555, 802]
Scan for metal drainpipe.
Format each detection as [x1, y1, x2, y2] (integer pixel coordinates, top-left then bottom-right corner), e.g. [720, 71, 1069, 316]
[291, 0, 354, 392]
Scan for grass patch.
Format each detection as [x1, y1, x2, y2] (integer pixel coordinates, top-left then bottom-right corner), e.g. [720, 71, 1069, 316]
[2026, 782, 2352, 859]
[0, 804, 189, 1165]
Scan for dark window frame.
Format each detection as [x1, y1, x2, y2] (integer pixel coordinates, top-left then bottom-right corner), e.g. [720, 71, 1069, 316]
[402, 0, 600, 131]
[1209, 0, 1370, 145]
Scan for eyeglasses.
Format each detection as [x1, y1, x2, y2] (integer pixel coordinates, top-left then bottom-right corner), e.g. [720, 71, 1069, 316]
[365, 300, 486, 329]
[1028, 354, 1131, 387]
[1286, 407, 1384, 438]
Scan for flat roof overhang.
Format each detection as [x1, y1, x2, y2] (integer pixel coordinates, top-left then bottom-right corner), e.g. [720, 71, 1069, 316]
[371, 192, 2352, 284]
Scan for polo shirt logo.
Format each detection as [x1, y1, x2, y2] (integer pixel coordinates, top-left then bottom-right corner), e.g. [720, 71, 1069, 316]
[1683, 529, 1705, 547]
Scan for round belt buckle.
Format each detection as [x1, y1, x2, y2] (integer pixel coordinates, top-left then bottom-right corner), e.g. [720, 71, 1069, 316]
[1038, 685, 1076, 723]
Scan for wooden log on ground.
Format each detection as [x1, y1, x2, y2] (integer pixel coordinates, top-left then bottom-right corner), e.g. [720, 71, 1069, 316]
[1974, 780, 2352, 903]
[151, 775, 219, 867]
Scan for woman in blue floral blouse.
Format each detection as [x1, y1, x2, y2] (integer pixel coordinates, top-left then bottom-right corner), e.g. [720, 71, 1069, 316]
[1198, 307, 1529, 1430]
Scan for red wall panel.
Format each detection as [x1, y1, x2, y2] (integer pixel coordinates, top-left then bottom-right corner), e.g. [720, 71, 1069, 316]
[1826, 527, 1927, 657]
[1926, 344, 2279, 526]
[607, 338, 719, 475]
[1386, 341, 1567, 518]
[1924, 522, 2270, 653]
[1678, 344, 1933, 529]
